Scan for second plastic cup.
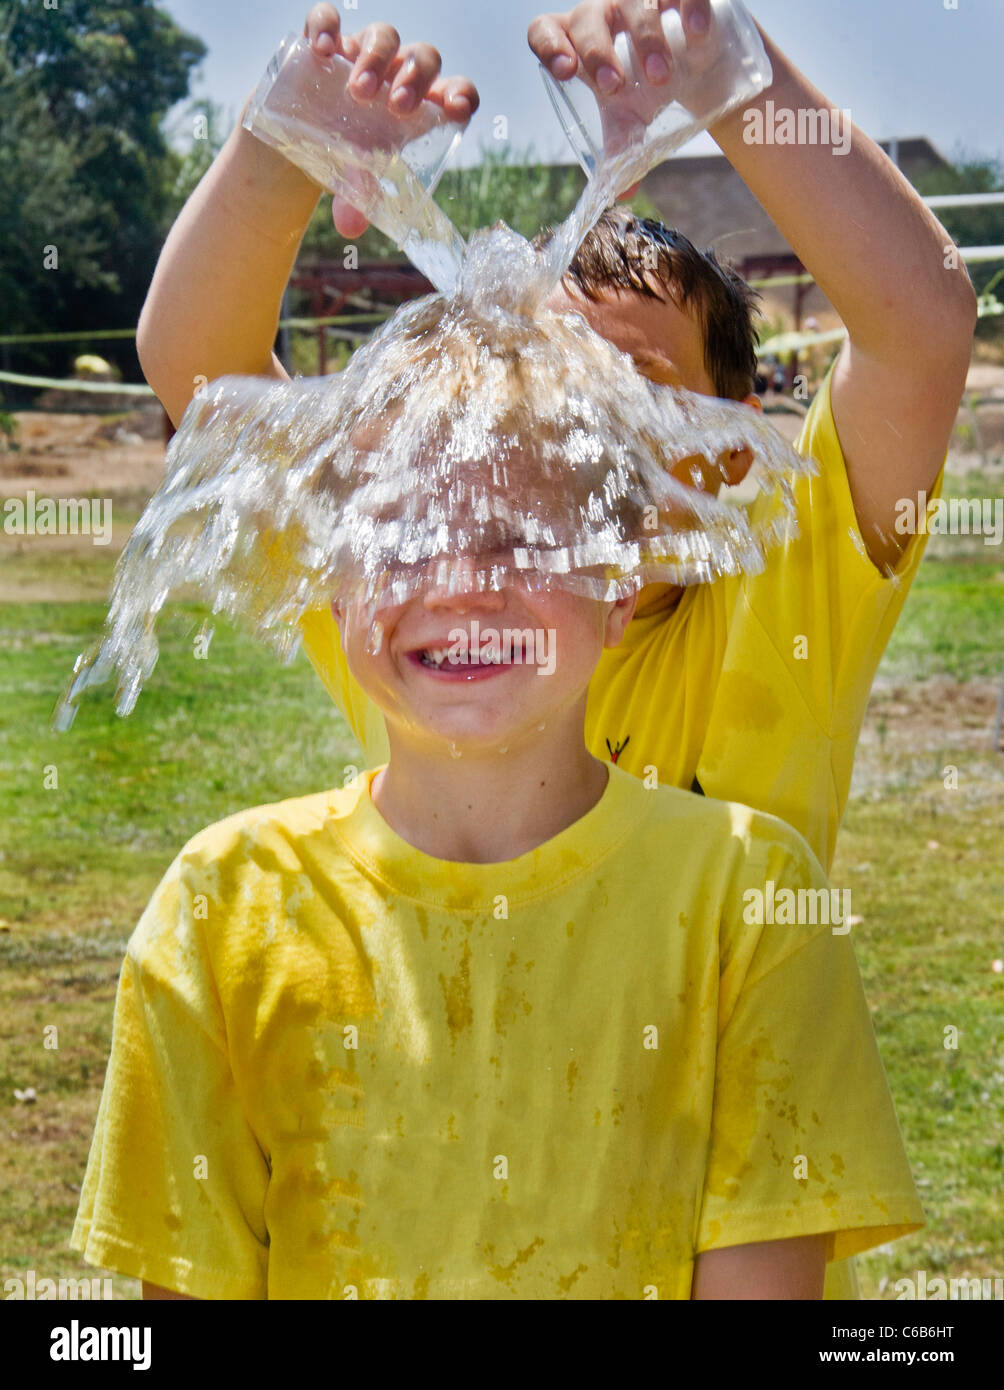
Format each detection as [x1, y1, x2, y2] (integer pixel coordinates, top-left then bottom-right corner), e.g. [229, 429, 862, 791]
[541, 0, 772, 191]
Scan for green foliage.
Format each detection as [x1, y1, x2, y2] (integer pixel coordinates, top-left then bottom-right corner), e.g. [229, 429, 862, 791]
[0, 402, 18, 450]
[6, 0, 205, 139]
[0, 0, 205, 368]
[0, 29, 112, 339]
[162, 96, 231, 217]
[301, 144, 587, 262]
[913, 147, 1004, 327]
[913, 148, 1004, 255]
[434, 144, 584, 241]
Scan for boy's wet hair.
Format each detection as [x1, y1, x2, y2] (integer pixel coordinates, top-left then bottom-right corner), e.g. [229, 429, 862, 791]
[536, 207, 762, 402]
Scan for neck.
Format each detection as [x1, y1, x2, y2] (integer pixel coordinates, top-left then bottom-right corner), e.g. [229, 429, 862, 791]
[370, 711, 610, 864]
[633, 582, 683, 618]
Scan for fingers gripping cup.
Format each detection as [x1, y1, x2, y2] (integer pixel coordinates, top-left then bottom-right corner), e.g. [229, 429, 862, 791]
[243, 33, 470, 292]
[541, 0, 772, 194]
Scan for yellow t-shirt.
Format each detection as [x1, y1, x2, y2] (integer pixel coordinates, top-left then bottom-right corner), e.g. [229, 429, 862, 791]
[296, 362, 942, 876]
[71, 764, 923, 1299]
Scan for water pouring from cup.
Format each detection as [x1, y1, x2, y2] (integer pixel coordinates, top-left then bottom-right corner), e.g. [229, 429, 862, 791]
[50, 10, 804, 734]
[539, 0, 772, 198]
[243, 31, 472, 293]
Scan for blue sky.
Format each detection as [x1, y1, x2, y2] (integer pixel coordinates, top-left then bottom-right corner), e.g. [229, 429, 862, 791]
[163, 0, 1003, 167]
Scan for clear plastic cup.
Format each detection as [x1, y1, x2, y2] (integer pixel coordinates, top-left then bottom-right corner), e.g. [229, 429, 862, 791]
[540, 0, 772, 192]
[243, 33, 469, 291]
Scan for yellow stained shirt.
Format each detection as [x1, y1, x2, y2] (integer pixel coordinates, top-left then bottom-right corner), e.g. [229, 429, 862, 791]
[71, 764, 923, 1299]
[296, 360, 942, 876]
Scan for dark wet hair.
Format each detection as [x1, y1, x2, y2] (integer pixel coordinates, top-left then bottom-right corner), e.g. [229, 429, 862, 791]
[535, 206, 762, 401]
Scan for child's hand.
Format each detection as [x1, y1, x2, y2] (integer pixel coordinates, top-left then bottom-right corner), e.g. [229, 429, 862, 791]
[528, 1, 713, 196]
[528, 0, 712, 90]
[304, 4, 479, 238]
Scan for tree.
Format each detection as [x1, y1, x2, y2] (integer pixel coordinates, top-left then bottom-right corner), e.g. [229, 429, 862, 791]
[0, 36, 112, 341]
[299, 144, 589, 262]
[0, 0, 205, 374]
[912, 147, 1004, 316]
[913, 150, 1003, 247]
[163, 96, 231, 217]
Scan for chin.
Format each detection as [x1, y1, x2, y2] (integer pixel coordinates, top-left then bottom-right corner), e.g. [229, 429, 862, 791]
[424, 711, 539, 751]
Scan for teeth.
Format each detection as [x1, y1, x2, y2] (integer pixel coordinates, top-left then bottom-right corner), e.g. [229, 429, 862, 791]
[419, 644, 511, 667]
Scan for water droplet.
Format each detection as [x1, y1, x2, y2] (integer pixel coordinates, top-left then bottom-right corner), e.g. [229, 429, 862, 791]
[365, 619, 385, 656]
[537, 721, 546, 732]
[497, 744, 508, 755]
[50, 696, 77, 733]
[448, 741, 462, 759]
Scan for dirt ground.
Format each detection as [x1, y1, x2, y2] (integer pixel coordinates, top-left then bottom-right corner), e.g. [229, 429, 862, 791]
[2, 359, 1003, 504]
[0, 404, 167, 507]
[854, 673, 1002, 798]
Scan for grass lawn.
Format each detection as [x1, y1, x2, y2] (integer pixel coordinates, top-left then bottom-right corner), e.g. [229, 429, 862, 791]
[1, 476, 1002, 1299]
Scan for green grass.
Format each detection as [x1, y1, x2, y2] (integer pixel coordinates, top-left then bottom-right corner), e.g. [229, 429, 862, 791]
[877, 469, 1004, 681]
[0, 595, 363, 1296]
[834, 801, 1004, 1291]
[0, 496, 1002, 1299]
[882, 557, 1004, 681]
[0, 601, 362, 929]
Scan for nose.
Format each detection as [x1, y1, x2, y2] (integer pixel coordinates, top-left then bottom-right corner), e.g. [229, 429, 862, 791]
[421, 556, 506, 615]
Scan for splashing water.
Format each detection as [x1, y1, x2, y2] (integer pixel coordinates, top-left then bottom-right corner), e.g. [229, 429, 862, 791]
[365, 619, 385, 658]
[53, 172, 815, 730]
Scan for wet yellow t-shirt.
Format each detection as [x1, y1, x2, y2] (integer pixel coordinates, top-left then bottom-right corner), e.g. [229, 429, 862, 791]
[71, 764, 923, 1299]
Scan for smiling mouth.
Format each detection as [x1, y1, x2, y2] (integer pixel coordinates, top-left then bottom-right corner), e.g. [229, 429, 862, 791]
[414, 642, 521, 669]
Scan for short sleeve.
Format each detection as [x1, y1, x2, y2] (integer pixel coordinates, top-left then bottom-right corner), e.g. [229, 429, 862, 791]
[759, 355, 945, 678]
[696, 826, 925, 1262]
[698, 360, 946, 869]
[297, 605, 389, 767]
[69, 853, 271, 1299]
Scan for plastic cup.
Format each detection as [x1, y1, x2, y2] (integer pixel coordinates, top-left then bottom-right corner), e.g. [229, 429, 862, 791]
[540, 0, 772, 192]
[243, 33, 469, 289]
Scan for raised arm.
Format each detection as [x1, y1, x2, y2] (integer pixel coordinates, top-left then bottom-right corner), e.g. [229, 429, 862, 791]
[709, 19, 977, 570]
[135, 105, 317, 428]
[137, 3, 478, 428]
[529, 0, 978, 570]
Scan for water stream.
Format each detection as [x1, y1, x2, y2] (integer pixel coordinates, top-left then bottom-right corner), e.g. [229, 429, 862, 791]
[53, 159, 814, 731]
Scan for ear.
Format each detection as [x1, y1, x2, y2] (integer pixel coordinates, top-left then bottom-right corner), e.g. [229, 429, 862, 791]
[724, 393, 764, 484]
[604, 589, 639, 647]
[724, 446, 754, 484]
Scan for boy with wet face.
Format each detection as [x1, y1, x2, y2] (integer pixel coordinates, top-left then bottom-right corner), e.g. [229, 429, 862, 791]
[72, 536, 924, 1299]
